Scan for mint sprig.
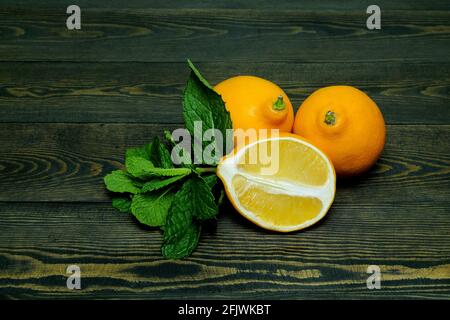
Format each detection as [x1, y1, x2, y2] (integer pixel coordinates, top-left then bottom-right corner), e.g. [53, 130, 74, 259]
[103, 60, 232, 259]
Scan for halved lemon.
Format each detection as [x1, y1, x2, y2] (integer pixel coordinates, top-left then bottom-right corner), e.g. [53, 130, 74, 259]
[217, 133, 336, 232]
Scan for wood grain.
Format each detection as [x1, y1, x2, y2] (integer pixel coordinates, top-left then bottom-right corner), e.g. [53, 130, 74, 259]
[0, 123, 449, 203]
[0, 8, 449, 62]
[1, 0, 449, 301]
[3, 0, 450, 10]
[0, 202, 449, 299]
[1, 62, 449, 124]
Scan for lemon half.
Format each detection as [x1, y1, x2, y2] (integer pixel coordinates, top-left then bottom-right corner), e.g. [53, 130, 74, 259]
[217, 134, 336, 232]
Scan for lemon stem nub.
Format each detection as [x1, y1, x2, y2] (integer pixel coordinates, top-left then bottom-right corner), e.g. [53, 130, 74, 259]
[324, 111, 336, 126]
[272, 96, 286, 111]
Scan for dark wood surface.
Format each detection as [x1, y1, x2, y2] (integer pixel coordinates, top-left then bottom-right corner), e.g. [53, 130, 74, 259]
[0, 1, 449, 299]
[1, 62, 449, 124]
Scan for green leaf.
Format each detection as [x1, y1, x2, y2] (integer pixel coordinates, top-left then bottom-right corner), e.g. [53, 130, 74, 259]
[187, 59, 213, 89]
[164, 129, 195, 169]
[104, 170, 140, 194]
[126, 143, 152, 160]
[131, 189, 175, 227]
[148, 168, 192, 177]
[142, 174, 188, 193]
[202, 174, 217, 189]
[169, 176, 217, 222]
[162, 182, 193, 238]
[162, 223, 201, 259]
[161, 179, 204, 259]
[190, 176, 218, 220]
[150, 136, 174, 169]
[125, 156, 154, 178]
[183, 61, 233, 164]
[202, 173, 226, 206]
[127, 157, 191, 179]
[163, 130, 176, 146]
[112, 197, 132, 213]
[202, 173, 225, 206]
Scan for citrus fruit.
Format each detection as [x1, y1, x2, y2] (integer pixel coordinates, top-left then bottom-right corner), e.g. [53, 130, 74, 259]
[293, 86, 386, 177]
[217, 133, 336, 232]
[214, 76, 294, 132]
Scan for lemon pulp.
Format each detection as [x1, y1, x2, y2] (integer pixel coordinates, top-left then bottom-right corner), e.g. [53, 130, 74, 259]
[237, 139, 329, 186]
[232, 175, 323, 227]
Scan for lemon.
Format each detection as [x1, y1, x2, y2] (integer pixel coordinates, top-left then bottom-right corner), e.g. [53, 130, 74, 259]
[217, 133, 336, 232]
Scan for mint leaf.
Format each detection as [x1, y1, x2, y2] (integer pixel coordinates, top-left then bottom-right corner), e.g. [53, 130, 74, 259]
[162, 223, 201, 259]
[203, 174, 217, 189]
[164, 129, 195, 168]
[147, 168, 191, 177]
[202, 173, 225, 207]
[162, 181, 193, 236]
[131, 189, 175, 227]
[104, 170, 140, 194]
[190, 176, 218, 220]
[187, 59, 213, 89]
[150, 136, 174, 169]
[142, 174, 188, 193]
[127, 158, 191, 179]
[112, 197, 132, 213]
[167, 176, 217, 222]
[161, 179, 203, 259]
[183, 61, 233, 164]
[125, 156, 154, 178]
[163, 130, 176, 146]
[126, 143, 152, 160]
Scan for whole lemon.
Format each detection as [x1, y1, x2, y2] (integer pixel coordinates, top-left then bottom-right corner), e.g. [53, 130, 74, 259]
[293, 86, 386, 177]
[214, 76, 294, 132]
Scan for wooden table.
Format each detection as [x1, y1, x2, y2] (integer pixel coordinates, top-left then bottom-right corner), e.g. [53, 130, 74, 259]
[0, 1, 449, 299]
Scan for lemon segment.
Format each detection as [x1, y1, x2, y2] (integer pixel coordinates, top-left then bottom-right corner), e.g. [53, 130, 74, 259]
[237, 139, 330, 186]
[232, 175, 323, 227]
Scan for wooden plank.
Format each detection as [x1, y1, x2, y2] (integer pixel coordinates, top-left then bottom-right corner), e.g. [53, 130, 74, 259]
[0, 123, 449, 203]
[3, 0, 450, 11]
[1, 62, 449, 124]
[0, 202, 448, 299]
[0, 8, 449, 62]
[0, 61, 443, 124]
